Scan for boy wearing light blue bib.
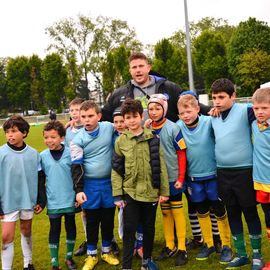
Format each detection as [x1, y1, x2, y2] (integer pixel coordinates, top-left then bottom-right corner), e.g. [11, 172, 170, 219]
[0, 115, 45, 270]
[41, 120, 78, 270]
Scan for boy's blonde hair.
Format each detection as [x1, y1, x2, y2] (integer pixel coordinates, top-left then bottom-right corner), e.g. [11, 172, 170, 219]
[252, 87, 270, 104]
[177, 94, 199, 109]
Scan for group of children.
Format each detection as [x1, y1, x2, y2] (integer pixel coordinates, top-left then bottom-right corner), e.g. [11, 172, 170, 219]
[0, 78, 270, 270]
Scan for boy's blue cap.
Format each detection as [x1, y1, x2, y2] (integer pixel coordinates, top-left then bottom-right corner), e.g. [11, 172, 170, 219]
[180, 90, 198, 99]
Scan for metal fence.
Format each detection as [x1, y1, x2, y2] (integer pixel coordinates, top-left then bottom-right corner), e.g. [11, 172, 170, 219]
[0, 113, 70, 127]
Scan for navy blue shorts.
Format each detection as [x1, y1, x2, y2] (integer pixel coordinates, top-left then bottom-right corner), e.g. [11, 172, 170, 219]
[82, 178, 115, 209]
[187, 179, 218, 203]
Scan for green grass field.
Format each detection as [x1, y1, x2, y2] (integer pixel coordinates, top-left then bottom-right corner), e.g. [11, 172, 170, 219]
[0, 123, 269, 270]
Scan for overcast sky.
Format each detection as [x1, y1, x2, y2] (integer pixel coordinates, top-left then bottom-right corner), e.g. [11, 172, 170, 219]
[0, 0, 269, 58]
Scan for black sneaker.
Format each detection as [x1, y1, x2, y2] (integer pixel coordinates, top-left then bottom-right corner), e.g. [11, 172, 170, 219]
[65, 258, 77, 270]
[74, 241, 87, 256]
[111, 238, 120, 256]
[23, 264, 35, 270]
[175, 250, 188, 266]
[186, 238, 204, 250]
[155, 246, 177, 261]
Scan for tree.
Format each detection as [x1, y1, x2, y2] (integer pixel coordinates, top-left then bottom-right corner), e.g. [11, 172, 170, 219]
[193, 31, 229, 89]
[29, 54, 44, 111]
[227, 17, 270, 82]
[41, 53, 68, 112]
[46, 14, 141, 102]
[152, 39, 186, 86]
[236, 49, 270, 97]
[0, 58, 8, 114]
[102, 45, 131, 97]
[6, 56, 31, 113]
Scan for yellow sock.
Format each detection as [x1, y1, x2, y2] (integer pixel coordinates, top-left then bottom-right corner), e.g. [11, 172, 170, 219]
[198, 211, 214, 248]
[171, 201, 186, 251]
[216, 213, 231, 247]
[161, 203, 175, 250]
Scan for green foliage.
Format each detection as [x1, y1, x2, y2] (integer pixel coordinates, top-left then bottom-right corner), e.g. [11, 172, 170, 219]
[228, 17, 270, 82]
[193, 31, 229, 89]
[29, 54, 44, 110]
[6, 56, 31, 112]
[152, 39, 186, 86]
[0, 58, 8, 113]
[46, 15, 141, 103]
[236, 49, 270, 96]
[41, 53, 68, 110]
[102, 46, 131, 98]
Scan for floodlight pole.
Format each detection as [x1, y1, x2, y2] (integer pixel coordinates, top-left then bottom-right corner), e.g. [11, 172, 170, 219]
[184, 0, 195, 92]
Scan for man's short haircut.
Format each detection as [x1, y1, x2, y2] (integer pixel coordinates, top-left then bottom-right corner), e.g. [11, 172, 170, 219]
[178, 94, 199, 109]
[121, 98, 143, 117]
[252, 87, 270, 104]
[43, 120, 66, 137]
[211, 78, 235, 97]
[128, 52, 148, 64]
[80, 100, 101, 114]
[3, 115, 30, 138]
[69, 97, 84, 107]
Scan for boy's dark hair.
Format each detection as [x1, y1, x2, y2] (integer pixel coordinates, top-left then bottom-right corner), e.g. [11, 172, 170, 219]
[80, 100, 100, 114]
[69, 97, 84, 107]
[3, 115, 30, 138]
[121, 98, 143, 117]
[211, 78, 235, 97]
[43, 120, 66, 137]
[128, 52, 148, 64]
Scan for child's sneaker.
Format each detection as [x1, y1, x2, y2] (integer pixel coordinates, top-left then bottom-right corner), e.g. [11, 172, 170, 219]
[141, 258, 159, 270]
[252, 254, 264, 270]
[101, 252, 120, 265]
[82, 255, 98, 270]
[262, 261, 270, 270]
[23, 264, 35, 270]
[175, 250, 188, 266]
[154, 246, 177, 260]
[219, 246, 233, 264]
[186, 237, 204, 250]
[196, 244, 215, 260]
[226, 255, 250, 269]
[65, 258, 77, 270]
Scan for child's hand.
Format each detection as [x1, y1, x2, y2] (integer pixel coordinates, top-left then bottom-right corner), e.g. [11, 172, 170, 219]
[34, 204, 43, 214]
[144, 119, 152, 128]
[114, 200, 125, 208]
[65, 119, 76, 129]
[174, 181, 183, 189]
[159, 196, 169, 204]
[76, 192, 87, 205]
[208, 107, 220, 117]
